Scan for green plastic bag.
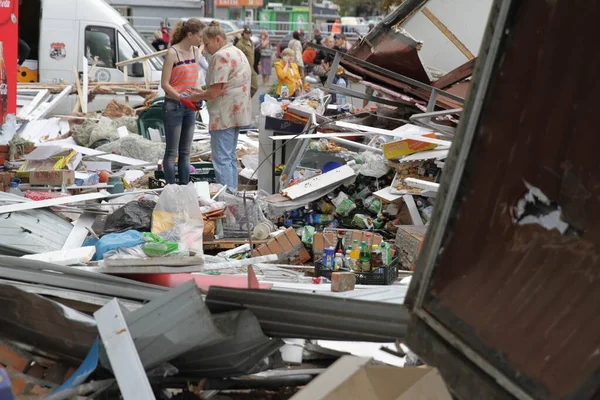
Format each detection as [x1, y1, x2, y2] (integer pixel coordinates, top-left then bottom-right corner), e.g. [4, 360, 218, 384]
[142, 232, 179, 257]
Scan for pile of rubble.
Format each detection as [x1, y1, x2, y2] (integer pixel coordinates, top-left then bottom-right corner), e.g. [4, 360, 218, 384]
[0, 4, 477, 399]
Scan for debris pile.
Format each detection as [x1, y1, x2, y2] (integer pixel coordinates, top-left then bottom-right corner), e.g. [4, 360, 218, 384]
[0, 5, 477, 398]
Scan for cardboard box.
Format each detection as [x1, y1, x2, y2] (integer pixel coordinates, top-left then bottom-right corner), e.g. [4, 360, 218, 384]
[29, 170, 75, 186]
[395, 225, 428, 270]
[251, 227, 311, 264]
[291, 356, 452, 400]
[382, 133, 438, 160]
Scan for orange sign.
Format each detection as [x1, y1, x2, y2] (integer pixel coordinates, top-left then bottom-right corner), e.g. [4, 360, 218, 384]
[216, 0, 263, 7]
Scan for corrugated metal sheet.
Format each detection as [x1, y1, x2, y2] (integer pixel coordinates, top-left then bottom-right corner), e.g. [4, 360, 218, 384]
[206, 287, 408, 342]
[0, 209, 73, 255]
[0, 284, 97, 365]
[406, 0, 600, 398]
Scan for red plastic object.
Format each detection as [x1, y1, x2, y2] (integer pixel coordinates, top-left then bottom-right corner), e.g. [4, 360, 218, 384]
[180, 98, 200, 111]
[125, 273, 273, 291]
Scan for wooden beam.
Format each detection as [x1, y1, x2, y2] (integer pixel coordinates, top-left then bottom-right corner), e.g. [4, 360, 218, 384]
[433, 58, 477, 89]
[421, 7, 475, 60]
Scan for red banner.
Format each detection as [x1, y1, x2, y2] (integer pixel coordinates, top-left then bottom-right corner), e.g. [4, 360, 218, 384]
[0, 0, 18, 125]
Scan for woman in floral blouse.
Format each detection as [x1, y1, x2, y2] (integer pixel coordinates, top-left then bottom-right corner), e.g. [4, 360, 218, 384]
[188, 21, 252, 191]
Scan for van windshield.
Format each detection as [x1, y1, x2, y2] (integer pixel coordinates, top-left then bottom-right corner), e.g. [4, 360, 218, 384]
[124, 23, 163, 70]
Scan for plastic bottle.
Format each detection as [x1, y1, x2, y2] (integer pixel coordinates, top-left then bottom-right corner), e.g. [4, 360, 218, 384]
[370, 244, 383, 272]
[365, 233, 372, 248]
[334, 230, 345, 254]
[344, 248, 353, 271]
[280, 84, 289, 99]
[8, 179, 24, 197]
[359, 241, 371, 272]
[336, 78, 347, 105]
[350, 240, 360, 263]
[380, 242, 390, 266]
[334, 251, 344, 271]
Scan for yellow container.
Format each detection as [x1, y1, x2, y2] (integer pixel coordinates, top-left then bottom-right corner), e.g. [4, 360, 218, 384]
[382, 132, 438, 160]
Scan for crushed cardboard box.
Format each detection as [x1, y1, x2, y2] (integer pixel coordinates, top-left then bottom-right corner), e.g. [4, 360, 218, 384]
[291, 355, 452, 400]
[252, 227, 311, 264]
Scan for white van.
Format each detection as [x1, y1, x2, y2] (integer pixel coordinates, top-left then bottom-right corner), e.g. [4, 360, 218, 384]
[19, 0, 163, 113]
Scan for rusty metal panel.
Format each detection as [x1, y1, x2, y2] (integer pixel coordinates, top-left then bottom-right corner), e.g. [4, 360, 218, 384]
[405, 0, 600, 399]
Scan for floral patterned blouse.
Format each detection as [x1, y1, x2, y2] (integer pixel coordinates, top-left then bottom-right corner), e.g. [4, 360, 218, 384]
[206, 43, 252, 131]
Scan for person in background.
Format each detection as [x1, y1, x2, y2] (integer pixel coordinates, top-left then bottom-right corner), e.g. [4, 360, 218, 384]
[314, 35, 333, 66]
[160, 22, 171, 45]
[18, 38, 30, 67]
[302, 45, 317, 74]
[313, 28, 323, 45]
[331, 19, 342, 34]
[299, 28, 306, 43]
[235, 26, 259, 97]
[274, 48, 302, 97]
[287, 31, 305, 79]
[187, 21, 252, 191]
[368, 23, 375, 32]
[259, 30, 273, 85]
[160, 18, 206, 185]
[334, 33, 351, 51]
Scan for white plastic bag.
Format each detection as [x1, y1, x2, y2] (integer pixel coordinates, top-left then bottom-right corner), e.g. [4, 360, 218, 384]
[152, 183, 204, 255]
[260, 94, 284, 118]
[357, 151, 390, 178]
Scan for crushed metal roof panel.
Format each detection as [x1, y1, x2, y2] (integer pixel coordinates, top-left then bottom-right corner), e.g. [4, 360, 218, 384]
[0, 209, 73, 255]
[206, 287, 408, 342]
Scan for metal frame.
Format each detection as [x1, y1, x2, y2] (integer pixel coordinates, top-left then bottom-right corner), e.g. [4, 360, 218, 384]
[410, 108, 463, 137]
[408, 0, 534, 399]
[94, 299, 156, 400]
[307, 42, 466, 110]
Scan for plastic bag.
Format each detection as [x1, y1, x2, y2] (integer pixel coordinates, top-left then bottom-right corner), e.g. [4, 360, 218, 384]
[141, 232, 179, 257]
[357, 151, 390, 178]
[152, 183, 204, 255]
[260, 94, 284, 118]
[104, 200, 156, 234]
[331, 192, 356, 217]
[95, 230, 144, 260]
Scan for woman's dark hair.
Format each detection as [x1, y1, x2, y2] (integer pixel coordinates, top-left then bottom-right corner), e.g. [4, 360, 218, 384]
[204, 20, 227, 41]
[292, 31, 301, 41]
[170, 18, 206, 45]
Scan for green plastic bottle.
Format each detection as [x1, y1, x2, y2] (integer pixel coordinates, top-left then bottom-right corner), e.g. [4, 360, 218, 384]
[359, 241, 371, 272]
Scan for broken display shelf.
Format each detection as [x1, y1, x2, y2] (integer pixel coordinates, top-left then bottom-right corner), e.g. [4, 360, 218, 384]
[37, 142, 148, 167]
[0, 192, 110, 214]
[281, 164, 356, 200]
[403, 194, 424, 226]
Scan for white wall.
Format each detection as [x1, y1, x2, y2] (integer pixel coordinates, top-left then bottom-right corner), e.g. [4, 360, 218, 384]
[401, 0, 494, 73]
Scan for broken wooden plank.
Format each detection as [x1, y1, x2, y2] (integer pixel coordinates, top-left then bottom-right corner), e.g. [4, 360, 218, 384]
[27, 85, 73, 121]
[82, 57, 89, 114]
[421, 7, 475, 60]
[281, 164, 356, 200]
[17, 89, 50, 120]
[0, 192, 109, 214]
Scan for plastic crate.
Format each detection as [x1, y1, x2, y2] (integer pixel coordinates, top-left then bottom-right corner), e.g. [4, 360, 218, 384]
[315, 260, 399, 285]
[154, 162, 216, 183]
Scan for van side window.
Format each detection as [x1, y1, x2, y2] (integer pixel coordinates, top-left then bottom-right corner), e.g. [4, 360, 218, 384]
[85, 26, 116, 68]
[117, 33, 137, 64]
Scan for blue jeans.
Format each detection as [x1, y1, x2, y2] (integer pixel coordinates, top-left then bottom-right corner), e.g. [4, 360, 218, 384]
[162, 98, 196, 184]
[210, 127, 240, 191]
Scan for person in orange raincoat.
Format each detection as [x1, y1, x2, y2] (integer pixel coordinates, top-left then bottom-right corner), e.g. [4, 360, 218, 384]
[331, 19, 341, 34]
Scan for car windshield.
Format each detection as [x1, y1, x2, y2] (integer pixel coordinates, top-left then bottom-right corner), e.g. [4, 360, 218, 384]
[124, 23, 163, 70]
